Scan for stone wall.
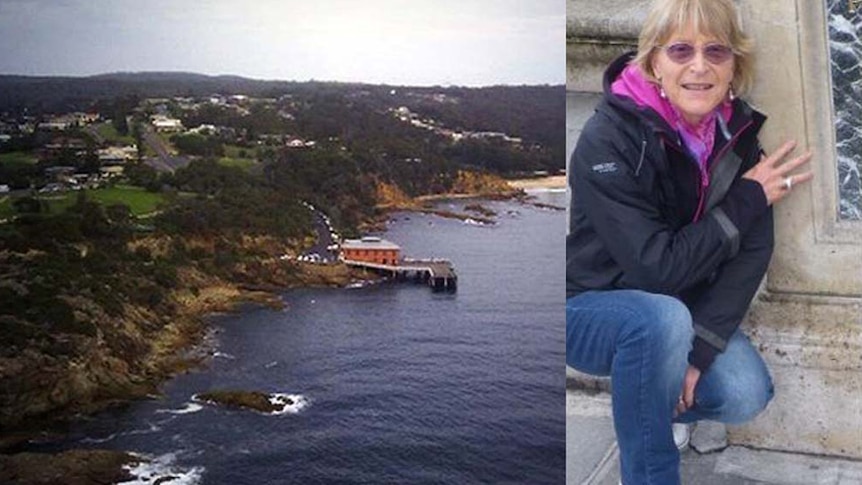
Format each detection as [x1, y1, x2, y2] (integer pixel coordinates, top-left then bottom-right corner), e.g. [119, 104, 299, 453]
[565, 0, 649, 92]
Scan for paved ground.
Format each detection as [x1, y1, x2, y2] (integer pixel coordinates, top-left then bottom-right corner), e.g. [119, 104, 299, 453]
[567, 383, 862, 485]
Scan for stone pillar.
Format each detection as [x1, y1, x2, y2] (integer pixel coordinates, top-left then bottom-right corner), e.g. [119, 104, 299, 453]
[729, 0, 862, 458]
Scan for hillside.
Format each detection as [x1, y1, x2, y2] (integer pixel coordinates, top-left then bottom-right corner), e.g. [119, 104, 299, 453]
[0, 72, 564, 171]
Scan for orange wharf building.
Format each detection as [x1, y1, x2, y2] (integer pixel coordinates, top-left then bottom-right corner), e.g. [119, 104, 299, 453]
[340, 237, 401, 265]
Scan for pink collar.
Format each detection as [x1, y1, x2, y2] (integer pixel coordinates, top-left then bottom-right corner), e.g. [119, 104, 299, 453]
[610, 63, 732, 130]
[610, 63, 733, 169]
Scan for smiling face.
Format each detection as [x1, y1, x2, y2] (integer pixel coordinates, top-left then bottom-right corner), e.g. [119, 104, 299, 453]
[651, 27, 735, 126]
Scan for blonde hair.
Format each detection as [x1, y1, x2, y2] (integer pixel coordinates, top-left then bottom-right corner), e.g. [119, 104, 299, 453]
[633, 0, 754, 96]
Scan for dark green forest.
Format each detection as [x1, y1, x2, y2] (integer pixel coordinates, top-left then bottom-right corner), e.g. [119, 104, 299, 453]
[0, 73, 564, 172]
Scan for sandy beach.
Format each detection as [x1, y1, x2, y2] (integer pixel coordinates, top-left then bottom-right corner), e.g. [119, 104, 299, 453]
[507, 175, 567, 190]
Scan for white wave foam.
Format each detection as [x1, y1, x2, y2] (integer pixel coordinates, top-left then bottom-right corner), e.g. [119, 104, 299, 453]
[80, 432, 118, 444]
[212, 351, 235, 360]
[463, 218, 492, 226]
[80, 422, 162, 444]
[347, 279, 385, 289]
[269, 393, 309, 415]
[120, 452, 203, 485]
[155, 403, 204, 415]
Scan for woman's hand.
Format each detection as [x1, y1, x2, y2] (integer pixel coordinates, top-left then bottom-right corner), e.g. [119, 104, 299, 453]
[675, 365, 701, 417]
[742, 140, 814, 205]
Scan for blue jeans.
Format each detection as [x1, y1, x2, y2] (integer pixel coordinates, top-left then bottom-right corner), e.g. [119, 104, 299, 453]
[566, 290, 773, 485]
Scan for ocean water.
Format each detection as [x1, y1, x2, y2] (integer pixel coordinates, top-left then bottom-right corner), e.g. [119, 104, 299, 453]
[52, 191, 566, 484]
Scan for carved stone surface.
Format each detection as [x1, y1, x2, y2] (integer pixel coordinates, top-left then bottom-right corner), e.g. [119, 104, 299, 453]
[828, 0, 862, 220]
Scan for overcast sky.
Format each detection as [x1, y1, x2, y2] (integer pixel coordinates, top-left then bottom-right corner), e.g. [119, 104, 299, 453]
[0, 0, 564, 86]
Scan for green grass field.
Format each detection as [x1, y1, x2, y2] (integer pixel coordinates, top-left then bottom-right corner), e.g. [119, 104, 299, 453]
[40, 194, 77, 214]
[0, 185, 167, 219]
[218, 157, 257, 171]
[85, 185, 164, 215]
[219, 145, 258, 171]
[95, 123, 136, 145]
[0, 197, 14, 219]
[0, 151, 38, 167]
[223, 144, 257, 159]
[0, 185, 165, 220]
[0, 193, 77, 219]
[55, 186, 165, 215]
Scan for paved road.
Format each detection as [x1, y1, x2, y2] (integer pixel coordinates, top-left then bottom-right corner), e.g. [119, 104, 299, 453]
[141, 127, 190, 172]
[300, 203, 338, 262]
[83, 125, 105, 145]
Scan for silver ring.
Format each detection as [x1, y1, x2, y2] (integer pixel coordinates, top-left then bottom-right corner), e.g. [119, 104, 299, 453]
[783, 176, 793, 191]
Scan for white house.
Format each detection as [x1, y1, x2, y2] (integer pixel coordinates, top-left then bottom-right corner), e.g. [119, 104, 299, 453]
[151, 115, 183, 132]
[97, 145, 137, 165]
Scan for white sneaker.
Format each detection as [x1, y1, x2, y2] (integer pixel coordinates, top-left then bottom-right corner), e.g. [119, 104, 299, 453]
[673, 423, 690, 450]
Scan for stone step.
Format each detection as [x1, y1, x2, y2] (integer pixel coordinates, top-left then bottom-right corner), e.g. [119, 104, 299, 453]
[566, 366, 612, 393]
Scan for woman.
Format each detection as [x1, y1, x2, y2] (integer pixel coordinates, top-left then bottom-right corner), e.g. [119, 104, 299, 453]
[565, 0, 813, 484]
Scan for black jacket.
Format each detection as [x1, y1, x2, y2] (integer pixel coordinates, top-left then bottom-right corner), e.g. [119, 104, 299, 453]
[566, 53, 773, 371]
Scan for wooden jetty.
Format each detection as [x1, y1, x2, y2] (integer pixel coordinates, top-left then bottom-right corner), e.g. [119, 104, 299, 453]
[338, 237, 457, 292]
[343, 258, 457, 292]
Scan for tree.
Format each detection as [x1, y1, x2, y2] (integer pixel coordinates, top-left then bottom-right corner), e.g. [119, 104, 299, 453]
[12, 196, 47, 214]
[125, 161, 159, 191]
[113, 110, 129, 136]
[132, 122, 145, 162]
[170, 133, 224, 157]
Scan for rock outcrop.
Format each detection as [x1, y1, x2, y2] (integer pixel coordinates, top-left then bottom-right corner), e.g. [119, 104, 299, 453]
[195, 390, 294, 414]
[0, 449, 137, 485]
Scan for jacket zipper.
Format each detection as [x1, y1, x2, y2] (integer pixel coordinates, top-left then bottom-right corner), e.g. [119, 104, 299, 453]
[663, 120, 754, 223]
[692, 119, 754, 221]
[661, 138, 703, 220]
[693, 165, 709, 222]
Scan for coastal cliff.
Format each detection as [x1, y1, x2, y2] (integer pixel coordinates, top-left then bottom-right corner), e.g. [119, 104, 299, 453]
[0, 169, 537, 444]
[0, 231, 360, 447]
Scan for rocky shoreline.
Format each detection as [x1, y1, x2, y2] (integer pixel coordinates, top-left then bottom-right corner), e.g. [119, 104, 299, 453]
[0, 176, 528, 483]
[0, 254, 375, 483]
[193, 390, 303, 415]
[0, 449, 139, 485]
[506, 175, 567, 190]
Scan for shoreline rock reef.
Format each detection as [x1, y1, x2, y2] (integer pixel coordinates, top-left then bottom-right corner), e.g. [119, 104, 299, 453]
[371, 170, 567, 227]
[0, 449, 139, 485]
[0, 249, 373, 483]
[195, 390, 294, 414]
[0, 170, 542, 483]
[0, 236, 369, 444]
[1, 171, 533, 428]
